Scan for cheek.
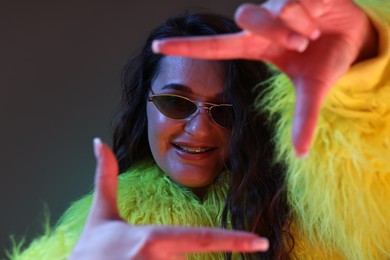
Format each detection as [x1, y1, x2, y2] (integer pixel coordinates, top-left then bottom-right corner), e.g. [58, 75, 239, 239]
[147, 105, 164, 151]
[146, 105, 179, 161]
[220, 131, 231, 161]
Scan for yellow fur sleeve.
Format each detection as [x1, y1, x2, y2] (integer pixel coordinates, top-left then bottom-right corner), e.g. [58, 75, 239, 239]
[259, 1, 390, 259]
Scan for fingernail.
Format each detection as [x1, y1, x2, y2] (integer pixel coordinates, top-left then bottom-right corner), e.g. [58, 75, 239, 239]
[295, 150, 309, 159]
[251, 238, 269, 251]
[93, 137, 102, 159]
[310, 29, 321, 40]
[152, 40, 161, 53]
[288, 34, 309, 53]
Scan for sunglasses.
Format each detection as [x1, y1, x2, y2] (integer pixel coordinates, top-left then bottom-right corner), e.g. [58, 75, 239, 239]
[148, 90, 234, 129]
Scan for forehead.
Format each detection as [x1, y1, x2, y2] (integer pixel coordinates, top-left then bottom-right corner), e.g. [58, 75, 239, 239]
[152, 56, 225, 98]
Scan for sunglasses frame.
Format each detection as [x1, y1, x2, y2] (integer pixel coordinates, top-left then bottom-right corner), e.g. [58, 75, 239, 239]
[147, 89, 233, 129]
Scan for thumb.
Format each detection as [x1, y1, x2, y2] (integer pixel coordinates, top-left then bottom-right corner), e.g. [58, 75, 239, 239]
[86, 138, 120, 227]
[292, 78, 328, 158]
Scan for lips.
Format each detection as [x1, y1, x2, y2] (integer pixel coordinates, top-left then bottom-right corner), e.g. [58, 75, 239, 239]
[173, 143, 215, 154]
[172, 142, 217, 160]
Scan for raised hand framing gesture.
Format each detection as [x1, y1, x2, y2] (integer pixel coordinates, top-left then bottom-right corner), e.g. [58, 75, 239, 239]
[68, 138, 269, 259]
[152, 0, 377, 157]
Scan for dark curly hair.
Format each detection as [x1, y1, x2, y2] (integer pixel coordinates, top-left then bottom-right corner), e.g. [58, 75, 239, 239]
[111, 12, 292, 259]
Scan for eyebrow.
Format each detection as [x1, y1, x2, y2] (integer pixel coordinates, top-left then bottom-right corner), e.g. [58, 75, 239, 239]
[161, 83, 192, 92]
[161, 83, 224, 99]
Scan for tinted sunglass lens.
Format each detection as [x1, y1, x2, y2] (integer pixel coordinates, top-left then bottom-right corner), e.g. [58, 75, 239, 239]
[210, 106, 234, 128]
[153, 95, 197, 119]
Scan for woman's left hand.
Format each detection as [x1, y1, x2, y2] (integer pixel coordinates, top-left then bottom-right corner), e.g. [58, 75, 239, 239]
[153, 0, 377, 157]
[68, 138, 269, 260]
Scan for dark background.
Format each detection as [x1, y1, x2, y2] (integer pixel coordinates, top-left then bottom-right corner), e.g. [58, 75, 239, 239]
[0, 0, 255, 258]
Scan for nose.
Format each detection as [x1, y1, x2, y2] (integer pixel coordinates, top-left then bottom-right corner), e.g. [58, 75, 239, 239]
[184, 108, 214, 136]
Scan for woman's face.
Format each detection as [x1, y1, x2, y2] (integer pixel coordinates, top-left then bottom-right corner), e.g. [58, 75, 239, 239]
[147, 57, 231, 193]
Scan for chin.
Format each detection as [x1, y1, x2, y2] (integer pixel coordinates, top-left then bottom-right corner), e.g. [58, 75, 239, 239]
[170, 171, 216, 189]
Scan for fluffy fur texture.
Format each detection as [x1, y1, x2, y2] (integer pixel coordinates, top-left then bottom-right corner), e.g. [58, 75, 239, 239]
[9, 162, 229, 260]
[8, 1, 390, 259]
[256, 1, 390, 258]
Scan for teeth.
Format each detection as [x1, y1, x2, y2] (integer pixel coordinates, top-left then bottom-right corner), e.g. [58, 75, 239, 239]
[174, 144, 213, 154]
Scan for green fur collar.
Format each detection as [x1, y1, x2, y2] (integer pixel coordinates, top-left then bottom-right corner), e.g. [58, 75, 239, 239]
[10, 161, 230, 260]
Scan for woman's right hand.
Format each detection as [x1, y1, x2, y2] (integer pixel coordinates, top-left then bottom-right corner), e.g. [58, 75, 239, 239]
[68, 138, 269, 260]
[153, 0, 377, 157]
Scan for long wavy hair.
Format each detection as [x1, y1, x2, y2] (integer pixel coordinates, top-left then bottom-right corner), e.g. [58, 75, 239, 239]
[112, 12, 292, 259]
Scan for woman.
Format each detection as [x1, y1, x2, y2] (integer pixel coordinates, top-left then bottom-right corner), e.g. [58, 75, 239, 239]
[154, 0, 390, 259]
[12, 0, 389, 258]
[10, 13, 286, 260]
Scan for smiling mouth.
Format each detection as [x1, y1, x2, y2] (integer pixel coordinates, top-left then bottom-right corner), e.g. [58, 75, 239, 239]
[173, 143, 216, 154]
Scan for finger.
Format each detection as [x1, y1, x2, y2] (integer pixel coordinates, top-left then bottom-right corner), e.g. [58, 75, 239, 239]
[264, 0, 322, 40]
[263, 0, 326, 20]
[87, 138, 120, 226]
[291, 79, 328, 158]
[235, 3, 310, 52]
[153, 31, 270, 60]
[299, 0, 328, 17]
[147, 226, 269, 253]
